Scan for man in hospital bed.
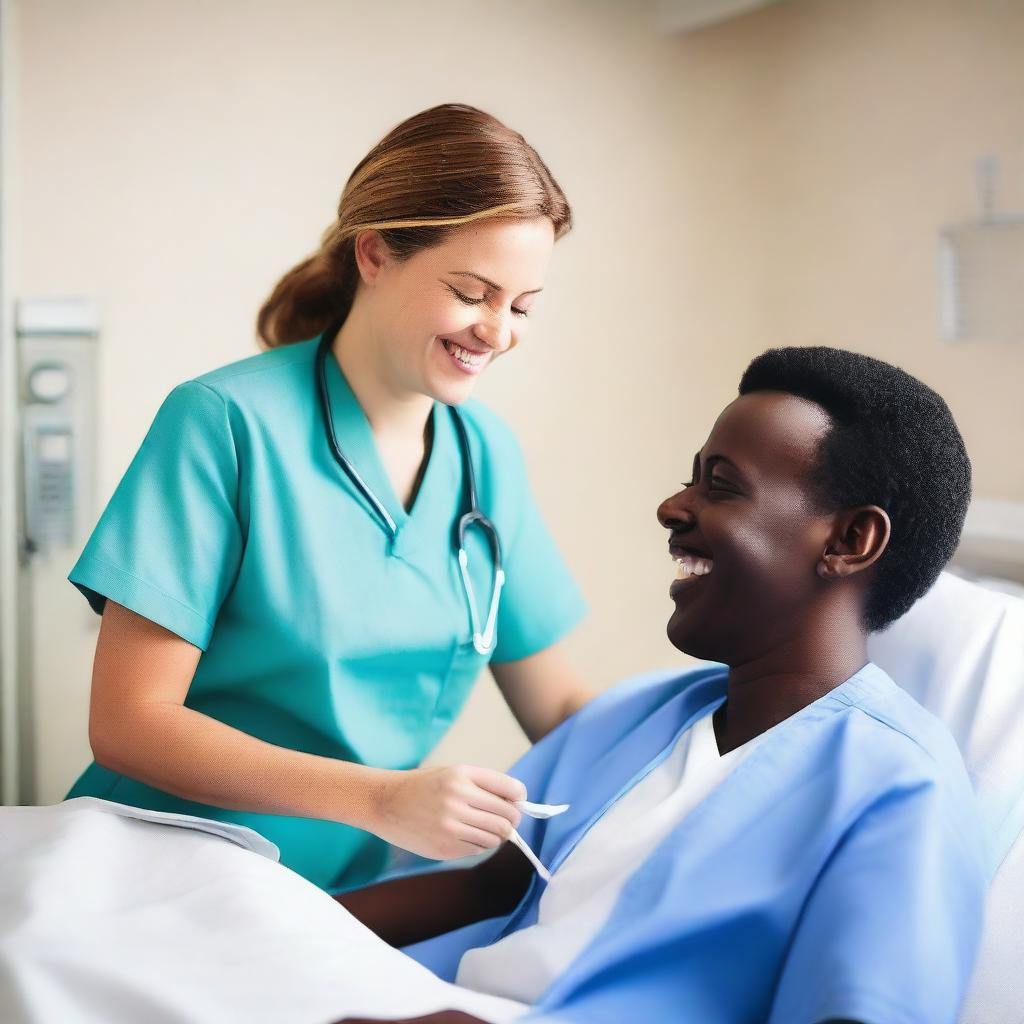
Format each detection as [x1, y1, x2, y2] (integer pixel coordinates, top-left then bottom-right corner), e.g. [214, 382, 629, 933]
[0, 346, 989, 1024]
[330, 345, 987, 1024]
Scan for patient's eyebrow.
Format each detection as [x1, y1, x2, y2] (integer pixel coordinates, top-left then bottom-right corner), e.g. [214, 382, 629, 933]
[708, 456, 749, 483]
[449, 271, 544, 295]
[698, 451, 751, 485]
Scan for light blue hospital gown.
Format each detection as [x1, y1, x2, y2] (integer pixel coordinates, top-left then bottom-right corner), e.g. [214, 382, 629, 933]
[407, 661, 989, 1024]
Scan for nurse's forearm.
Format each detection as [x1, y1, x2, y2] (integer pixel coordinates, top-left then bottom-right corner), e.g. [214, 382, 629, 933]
[93, 702, 389, 827]
[490, 641, 596, 743]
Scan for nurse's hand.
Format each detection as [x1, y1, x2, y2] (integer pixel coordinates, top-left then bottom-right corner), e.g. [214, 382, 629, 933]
[374, 765, 527, 860]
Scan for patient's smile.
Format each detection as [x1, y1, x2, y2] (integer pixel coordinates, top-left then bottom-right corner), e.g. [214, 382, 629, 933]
[670, 552, 713, 597]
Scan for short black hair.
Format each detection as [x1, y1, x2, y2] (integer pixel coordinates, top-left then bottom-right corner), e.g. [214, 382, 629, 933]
[738, 346, 971, 632]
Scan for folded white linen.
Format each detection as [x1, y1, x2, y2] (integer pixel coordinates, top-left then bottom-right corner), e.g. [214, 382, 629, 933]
[0, 798, 529, 1024]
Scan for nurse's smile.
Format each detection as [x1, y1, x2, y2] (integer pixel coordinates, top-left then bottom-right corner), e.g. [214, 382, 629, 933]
[438, 337, 493, 376]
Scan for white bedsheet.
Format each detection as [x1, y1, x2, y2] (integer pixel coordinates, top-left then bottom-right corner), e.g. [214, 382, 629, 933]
[0, 798, 529, 1024]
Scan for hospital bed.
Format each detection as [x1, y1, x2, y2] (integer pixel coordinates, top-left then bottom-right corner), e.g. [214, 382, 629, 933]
[867, 569, 1024, 1024]
[0, 569, 1021, 1024]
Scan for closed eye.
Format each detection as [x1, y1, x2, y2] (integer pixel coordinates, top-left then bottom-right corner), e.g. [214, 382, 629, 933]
[681, 476, 734, 491]
[448, 283, 530, 318]
[448, 284, 484, 305]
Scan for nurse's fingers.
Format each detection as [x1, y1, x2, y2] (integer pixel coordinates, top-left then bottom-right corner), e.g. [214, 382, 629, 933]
[450, 821, 506, 853]
[465, 766, 528, 804]
[457, 806, 517, 843]
[463, 787, 523, 828]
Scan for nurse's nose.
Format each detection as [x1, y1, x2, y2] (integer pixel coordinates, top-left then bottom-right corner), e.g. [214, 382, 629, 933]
[473, 308, 514, 353]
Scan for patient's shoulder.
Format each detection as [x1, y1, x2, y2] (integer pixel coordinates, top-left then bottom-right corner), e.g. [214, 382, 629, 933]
[841, 662, 969, 776]
[821, 666, 979, 833]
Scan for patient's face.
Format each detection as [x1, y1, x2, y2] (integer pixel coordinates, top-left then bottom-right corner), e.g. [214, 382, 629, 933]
[657, 390, 836, 664]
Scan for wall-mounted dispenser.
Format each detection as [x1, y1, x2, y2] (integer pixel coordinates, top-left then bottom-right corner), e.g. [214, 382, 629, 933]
[17, 298, 99, 560]
[939, 156, 1024, 345]
[13, 297, 100, 805]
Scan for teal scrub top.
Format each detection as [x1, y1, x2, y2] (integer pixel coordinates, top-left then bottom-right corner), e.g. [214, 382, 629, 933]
[65, 335, 586, 891]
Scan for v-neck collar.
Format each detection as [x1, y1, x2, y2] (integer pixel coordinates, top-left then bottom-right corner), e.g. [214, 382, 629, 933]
[321, 339, 455, 553]
[501, 662, 895, 942]
[543, 662, 889, 878]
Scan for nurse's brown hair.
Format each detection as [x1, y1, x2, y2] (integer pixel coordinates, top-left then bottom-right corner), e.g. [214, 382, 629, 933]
[257, 103, 572, 347]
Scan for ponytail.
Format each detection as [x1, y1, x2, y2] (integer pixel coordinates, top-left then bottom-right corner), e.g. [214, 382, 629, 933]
[258, 239, 355, 347]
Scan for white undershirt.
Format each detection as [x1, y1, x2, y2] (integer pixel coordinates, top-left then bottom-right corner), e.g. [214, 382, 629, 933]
[456, 710, 756, 1005]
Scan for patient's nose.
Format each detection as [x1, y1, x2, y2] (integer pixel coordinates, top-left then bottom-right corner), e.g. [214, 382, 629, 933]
[657, 492, 696, 530]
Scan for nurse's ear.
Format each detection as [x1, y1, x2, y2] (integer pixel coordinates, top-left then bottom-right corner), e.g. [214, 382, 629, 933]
[352, 229, 393, 287]
[816, 505, 891, 580]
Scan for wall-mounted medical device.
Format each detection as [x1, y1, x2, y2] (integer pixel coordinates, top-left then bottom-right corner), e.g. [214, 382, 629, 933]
[939, 156, 1024, 344]
[16, 298, 99, 560]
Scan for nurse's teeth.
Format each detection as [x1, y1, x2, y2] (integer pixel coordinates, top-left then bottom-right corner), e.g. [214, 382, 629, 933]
[674, 554, 713, 579]
[444, 340, 486, 366]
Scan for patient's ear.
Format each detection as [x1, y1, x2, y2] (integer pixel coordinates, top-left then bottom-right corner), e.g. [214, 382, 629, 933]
[816, 506, 890, 580]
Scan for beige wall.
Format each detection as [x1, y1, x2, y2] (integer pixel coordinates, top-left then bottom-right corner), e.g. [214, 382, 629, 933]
[9, 0, 1023, 788]
[665, 0, 1024, 501]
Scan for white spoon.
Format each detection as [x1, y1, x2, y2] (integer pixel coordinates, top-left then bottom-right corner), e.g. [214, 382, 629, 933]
[509, 799, 571, 882]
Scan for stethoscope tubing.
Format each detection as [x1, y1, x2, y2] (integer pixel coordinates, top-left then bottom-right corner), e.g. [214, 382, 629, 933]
[315, 331, 398, 536]
[315, 327, 504, 654]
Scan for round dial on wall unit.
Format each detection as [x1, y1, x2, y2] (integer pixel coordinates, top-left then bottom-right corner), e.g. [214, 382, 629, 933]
[27, 363, 72, 403]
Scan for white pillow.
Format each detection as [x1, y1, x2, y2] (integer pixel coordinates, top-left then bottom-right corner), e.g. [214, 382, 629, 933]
[956, 822, 1024, 1024]
[867, 569, 1024, 870]
[866, 570, 1024, 1024]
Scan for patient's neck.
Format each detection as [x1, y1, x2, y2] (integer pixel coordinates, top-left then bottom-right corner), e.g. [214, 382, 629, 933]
[714, 620, 868, 755]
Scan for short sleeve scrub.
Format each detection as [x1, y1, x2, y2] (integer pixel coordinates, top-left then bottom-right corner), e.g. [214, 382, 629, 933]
[65, 336, 586, 892]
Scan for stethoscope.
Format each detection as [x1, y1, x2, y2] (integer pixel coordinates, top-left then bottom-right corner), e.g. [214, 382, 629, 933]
[314, 328, 505, 656]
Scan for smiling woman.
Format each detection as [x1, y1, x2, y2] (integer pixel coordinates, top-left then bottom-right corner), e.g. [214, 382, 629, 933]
[325, 215, 554, 417]
[62, 104, 594, 893]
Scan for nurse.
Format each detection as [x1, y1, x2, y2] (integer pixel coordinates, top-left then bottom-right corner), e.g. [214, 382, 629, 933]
[65, 103, 592, 892]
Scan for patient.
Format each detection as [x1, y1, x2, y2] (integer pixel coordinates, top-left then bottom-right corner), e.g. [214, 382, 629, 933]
[334, 346, 988, 1024]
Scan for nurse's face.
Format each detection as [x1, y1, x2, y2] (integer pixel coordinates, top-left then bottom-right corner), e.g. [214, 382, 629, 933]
[360, 216, 555, 405]
[656, 391, 838, 665]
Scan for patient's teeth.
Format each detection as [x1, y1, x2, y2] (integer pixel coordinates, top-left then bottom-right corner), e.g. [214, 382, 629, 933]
[673, 555, 713, 580]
